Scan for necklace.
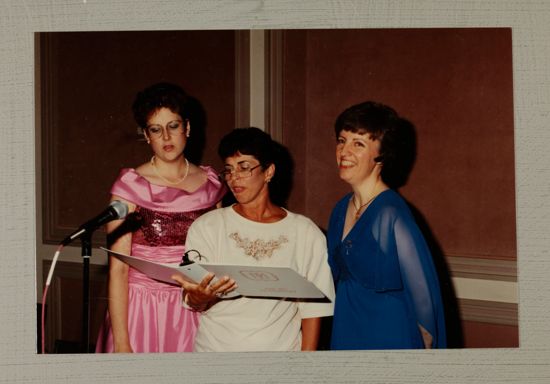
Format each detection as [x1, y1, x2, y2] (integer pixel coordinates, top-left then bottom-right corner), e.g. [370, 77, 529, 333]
[150, 155, 189, 185]
[352, 194, 377, 221]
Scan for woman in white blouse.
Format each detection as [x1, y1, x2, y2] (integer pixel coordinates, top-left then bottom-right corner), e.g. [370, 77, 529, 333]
[172, 127, 335, 352]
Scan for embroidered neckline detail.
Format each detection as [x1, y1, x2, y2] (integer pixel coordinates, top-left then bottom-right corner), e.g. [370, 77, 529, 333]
[229, 232, 288, 260]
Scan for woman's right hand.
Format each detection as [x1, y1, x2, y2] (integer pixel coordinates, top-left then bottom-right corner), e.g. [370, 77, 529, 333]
[172, 273, 237, 311]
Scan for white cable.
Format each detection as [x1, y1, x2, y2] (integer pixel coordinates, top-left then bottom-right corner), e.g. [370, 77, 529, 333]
[41, 244, 63, 353]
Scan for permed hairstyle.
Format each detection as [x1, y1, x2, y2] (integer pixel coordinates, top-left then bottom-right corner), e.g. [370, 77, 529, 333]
[132, 82, 192, 129]
[218, 127, 293, 206]
[335, 101, 417, 189]
[132, 82, 207, 163]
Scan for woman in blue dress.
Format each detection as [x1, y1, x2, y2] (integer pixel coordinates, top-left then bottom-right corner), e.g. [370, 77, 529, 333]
[327, 101, 446, 350]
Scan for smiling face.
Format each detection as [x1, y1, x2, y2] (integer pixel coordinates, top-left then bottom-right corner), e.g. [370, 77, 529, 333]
[144, 107, 189, 162]
[336, 129, 382, 187]
[223, 152, 274, 206]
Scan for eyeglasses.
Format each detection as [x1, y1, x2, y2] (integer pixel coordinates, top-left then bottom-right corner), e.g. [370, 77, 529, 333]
[219, 163, 262, 180]
[145, 119, 186, 140]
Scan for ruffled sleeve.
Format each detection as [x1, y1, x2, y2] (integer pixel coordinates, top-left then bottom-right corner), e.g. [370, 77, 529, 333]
[110, 167, 227, 212]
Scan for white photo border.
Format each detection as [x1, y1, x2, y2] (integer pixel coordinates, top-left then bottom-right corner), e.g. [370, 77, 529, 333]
[1, 1, 549, 383]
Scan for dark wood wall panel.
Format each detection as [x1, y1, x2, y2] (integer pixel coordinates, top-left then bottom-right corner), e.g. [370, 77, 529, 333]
[280, 28, 516, 348]
[283, 29, 515, 262]
[41, 31, 237, 244]
[462, 321, 519, 348]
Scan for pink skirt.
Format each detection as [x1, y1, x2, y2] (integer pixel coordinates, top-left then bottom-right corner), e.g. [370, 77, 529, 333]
[96, 244, 198, 353]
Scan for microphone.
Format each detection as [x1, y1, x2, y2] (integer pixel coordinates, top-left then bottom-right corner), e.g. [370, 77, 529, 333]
[61, 200, 129, 245]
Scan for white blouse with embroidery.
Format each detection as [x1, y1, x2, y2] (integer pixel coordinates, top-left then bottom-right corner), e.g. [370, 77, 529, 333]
[185, 205, 335, 352]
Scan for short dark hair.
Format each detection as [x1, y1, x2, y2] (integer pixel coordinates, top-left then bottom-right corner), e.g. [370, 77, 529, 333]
[218, 127, 293, 206]
[218, 127, 275, 169]
[132, 82, 192, 129]
[335, 101, 417, 189]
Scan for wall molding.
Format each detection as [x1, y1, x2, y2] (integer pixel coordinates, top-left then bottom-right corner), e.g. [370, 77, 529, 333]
[447, 255, 517, 282]
[43, 259, 518, 339]
[234, 30, 250, 128]
[265, 29, 284, 143]
[42, 259, 108, 353]
[39, 33, 109, 247]
[40, 33, 68, 245]
[458, 298, 517, 326]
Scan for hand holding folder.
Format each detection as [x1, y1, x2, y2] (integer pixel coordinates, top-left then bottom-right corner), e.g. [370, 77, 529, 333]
[101, 247, 329, 300]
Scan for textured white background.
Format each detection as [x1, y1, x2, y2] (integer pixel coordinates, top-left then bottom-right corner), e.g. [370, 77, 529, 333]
[1, 1, 549, 383]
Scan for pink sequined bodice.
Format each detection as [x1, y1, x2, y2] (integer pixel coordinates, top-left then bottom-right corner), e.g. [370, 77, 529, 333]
[109, 167, 227, 249]
[132, 206, 213, 247]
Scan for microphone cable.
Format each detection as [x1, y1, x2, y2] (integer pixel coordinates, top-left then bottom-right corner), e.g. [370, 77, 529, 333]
[40, 200, 128, 352]
[41, 243, 63, 354]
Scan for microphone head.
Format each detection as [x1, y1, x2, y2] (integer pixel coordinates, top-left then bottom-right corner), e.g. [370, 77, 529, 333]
[109, 200, 129, 220]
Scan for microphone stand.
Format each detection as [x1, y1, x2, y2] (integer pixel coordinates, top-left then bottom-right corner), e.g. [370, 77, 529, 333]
[81, 233, 92, 353]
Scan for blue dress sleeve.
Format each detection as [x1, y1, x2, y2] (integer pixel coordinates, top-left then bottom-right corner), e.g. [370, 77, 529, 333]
[374, 201, 447, 348]
[394, 211, 446, 348]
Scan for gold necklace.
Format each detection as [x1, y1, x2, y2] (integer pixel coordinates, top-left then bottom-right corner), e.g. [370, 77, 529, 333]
[150, 156, 189, 185]
[352, 194, 377, 221]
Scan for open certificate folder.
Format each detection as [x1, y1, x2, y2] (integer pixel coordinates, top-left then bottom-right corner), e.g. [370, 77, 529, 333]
[101, 248, 329, 300]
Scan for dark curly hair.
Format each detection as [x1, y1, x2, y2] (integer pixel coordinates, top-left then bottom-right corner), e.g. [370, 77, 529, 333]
[218, 127, 293, 207]
[132, 82, 206, 163]
[335, 101, 416, 189]
[132, 82, 193, 129]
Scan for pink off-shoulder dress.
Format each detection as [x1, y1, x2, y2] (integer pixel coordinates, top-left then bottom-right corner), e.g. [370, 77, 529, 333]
[95, 167, 226, 353]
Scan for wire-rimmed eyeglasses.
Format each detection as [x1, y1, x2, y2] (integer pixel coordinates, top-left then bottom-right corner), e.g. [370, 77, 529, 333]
[219, 163, 261, 181]
[145, 119, 187, 140]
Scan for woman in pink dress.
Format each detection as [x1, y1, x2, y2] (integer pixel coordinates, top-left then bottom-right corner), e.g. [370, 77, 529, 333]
[96, 83, 226, 353]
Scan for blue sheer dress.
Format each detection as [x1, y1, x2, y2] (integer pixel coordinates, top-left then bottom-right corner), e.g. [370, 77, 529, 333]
[328, 189, 446, 350]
